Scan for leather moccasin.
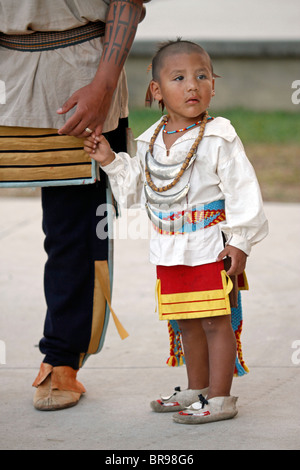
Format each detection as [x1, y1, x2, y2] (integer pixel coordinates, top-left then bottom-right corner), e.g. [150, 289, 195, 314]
[32, 363, 86, 411]
[173, 394, 238, 424]
[150, 386, 209, 413]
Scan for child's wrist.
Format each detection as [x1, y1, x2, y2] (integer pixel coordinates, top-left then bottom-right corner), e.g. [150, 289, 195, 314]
[100, 152, 115, 167]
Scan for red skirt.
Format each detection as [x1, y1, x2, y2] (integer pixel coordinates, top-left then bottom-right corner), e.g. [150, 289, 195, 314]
[156, 261, 234, 321]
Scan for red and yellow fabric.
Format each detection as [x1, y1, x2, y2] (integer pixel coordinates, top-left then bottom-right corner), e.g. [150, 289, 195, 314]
[155, 262, 250, 376]
[156, 261, 233, 321]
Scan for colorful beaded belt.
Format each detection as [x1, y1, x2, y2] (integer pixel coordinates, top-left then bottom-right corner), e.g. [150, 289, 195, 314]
[0, 21, 105, 51]
[150, 199, 226, 235]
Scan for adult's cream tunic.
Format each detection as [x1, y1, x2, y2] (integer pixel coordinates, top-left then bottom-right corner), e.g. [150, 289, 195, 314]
[102, 117, 269, 266]
[0, 0, 128, 132]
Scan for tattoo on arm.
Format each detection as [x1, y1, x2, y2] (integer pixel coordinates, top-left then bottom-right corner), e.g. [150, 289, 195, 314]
[103, 0, 143, 67]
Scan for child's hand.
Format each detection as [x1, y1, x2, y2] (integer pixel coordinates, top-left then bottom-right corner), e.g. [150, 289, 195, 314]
[217, 245, 247, 276]
[84, 134, 115, 166]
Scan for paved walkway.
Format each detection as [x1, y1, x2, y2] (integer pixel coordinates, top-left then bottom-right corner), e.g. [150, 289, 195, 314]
[0, 197, 299, 450]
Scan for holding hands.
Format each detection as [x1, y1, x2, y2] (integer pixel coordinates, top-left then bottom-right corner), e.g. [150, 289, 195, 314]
[84, 134, 115, 167]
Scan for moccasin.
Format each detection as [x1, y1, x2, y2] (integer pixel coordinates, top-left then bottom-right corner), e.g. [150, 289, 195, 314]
[32, 363, 86, 411]
[150, 386, 209, 413]
[173, 394, 238, 424]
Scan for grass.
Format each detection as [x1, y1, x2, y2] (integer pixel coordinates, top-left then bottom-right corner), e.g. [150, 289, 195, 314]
[128, 107, 300, 144]
[128, 107, 300, 202]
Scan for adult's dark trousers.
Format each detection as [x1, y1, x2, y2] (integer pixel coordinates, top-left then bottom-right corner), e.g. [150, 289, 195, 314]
[39, 118, 128, 370]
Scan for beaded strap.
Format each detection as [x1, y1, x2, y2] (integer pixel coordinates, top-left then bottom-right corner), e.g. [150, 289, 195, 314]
[146, 111, 208, 193]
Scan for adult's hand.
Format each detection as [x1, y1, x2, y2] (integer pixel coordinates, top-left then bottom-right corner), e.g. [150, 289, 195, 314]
[57, 0, 144, 138]
[57, 79, 115, 138]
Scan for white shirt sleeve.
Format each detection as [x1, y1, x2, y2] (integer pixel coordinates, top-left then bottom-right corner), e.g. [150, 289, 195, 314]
[217, 136, 269, 255]
[100, 146, 145, 208]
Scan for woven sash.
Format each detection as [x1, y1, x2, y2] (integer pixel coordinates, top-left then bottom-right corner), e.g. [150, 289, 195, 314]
[152, 199, 226, 235]
[0, 126, 97, 187]
[0, 21, 105, 51]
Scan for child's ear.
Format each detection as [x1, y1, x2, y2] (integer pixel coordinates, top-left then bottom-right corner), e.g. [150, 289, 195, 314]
[212, 78, 215, 97]
[150, 80, 163, 102]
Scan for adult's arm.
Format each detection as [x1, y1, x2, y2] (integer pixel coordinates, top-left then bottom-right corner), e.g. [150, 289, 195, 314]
[57, 0, 144, 137]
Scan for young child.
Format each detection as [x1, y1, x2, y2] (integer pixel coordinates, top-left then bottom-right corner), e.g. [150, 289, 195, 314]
[84, 39, 268, 425]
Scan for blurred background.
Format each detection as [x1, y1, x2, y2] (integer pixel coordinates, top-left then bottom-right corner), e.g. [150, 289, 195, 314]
[126, 0, 300, 203]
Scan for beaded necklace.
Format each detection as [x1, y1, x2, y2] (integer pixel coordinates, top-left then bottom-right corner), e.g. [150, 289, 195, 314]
[163, 116, 212, 134]
[145, 111, 209, 193]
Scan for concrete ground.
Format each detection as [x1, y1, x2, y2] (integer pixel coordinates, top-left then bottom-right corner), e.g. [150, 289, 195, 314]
[0, 197, 299, 450]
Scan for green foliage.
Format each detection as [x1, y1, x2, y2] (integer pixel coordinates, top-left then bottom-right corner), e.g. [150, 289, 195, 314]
[128, 107, 300, 144]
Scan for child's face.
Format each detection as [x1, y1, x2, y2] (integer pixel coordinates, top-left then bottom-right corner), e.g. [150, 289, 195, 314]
[150, 51, 215, 123]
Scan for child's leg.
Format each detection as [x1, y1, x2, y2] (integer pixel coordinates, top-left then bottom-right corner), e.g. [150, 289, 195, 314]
[201, 314, 236, 399]
[172, 315, 238, 424]
[177, 318, 209, 390]
[150, 318, 209, 413]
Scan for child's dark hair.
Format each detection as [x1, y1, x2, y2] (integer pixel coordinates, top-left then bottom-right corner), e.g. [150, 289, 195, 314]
[145, 38, 218, 109]
[151, 38, 216, 82]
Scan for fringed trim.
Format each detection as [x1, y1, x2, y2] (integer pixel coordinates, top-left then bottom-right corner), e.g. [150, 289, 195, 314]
[166, 320, 185, 367]
[231, 291, 249, 377]
[233, 320, 250, 377]
[166, 291, 249, 377]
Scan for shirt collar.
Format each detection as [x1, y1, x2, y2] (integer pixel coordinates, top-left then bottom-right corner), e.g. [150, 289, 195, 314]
[136, 116, 237, 145]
